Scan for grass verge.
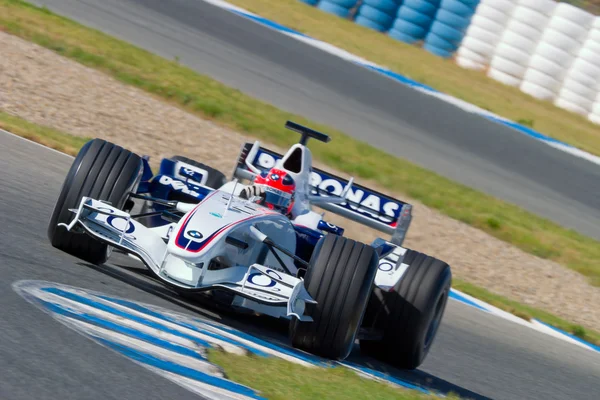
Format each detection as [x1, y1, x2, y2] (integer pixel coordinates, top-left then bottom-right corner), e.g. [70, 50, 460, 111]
[0, 111, 88, 155]
[5, 108, 600, 349]
[228, 0, 600, 156]
[1, 0, 600, 288]
[208, 350, 446, 400]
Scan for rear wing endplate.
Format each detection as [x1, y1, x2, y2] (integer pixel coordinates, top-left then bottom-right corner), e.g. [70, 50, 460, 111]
[232, 142, 412, 245]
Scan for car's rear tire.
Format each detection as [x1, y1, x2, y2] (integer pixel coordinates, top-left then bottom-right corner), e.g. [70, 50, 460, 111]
[359, 249, 451, 369]
[170, 155, 227, 189]
[47, 138, 143, 265]
[289, 234, 378, 360]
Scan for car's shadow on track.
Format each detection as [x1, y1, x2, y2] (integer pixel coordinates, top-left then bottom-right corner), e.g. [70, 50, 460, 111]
[344, 354, 492, 400]
[79, 255, 491, 400]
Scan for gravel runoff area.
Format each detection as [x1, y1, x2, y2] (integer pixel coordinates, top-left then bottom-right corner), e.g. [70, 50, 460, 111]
[1, 31, 599, 332]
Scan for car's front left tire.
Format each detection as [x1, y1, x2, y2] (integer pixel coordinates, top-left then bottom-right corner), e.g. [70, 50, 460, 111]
[289, 234, 378, 360]
[48, 138, 143, 265]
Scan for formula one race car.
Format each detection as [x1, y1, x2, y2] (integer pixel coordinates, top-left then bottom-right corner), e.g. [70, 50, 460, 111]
[47, 121, 451, 369]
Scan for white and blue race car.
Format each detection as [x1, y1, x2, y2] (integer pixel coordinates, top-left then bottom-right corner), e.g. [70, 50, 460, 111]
[47, 121, 452, 369]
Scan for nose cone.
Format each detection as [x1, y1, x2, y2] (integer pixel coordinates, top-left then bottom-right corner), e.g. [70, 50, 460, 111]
[167, 190, 257, 259]
[168, 207, 228, 259]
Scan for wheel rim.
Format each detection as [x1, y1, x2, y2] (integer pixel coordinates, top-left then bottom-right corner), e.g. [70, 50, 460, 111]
[106, 245, 114, 260]
[424, 288, 448, 349]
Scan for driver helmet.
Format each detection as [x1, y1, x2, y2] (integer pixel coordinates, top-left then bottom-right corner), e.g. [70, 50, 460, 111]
[254, 168, 296, 214]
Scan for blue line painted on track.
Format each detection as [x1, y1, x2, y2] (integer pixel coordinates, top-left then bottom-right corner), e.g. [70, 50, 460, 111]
[533, 320, 600, 353]
[196, 318, 332, 367]
[39, 300, 209, 360]
[97, 294, 271, 358]
[49, 286, 325, 365]
[449, 290, 489, 312]
[229, 10, 309, 38]
[42, 288, 222, 348]
[363, 64, 438, 92]
[485, 116, 569, 146]
[97, 337, 264, 399]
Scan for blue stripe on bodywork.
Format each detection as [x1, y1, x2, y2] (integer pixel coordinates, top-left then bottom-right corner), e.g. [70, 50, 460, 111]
[175, 207, 200, 250]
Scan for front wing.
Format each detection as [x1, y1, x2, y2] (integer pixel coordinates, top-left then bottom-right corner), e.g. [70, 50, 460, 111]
[58, 197, 316, 321]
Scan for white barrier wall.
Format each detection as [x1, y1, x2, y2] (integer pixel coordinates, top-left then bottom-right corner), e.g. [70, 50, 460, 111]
[456, 0, 517, 71]
[520, 3, 594, 100]
[590, 92, 600, 123]
[486, 0, 556, 88]
[453, 0, 600, 125]
[556, 16, 600, 116]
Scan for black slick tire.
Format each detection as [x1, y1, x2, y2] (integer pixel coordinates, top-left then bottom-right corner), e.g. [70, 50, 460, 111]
[47, 138, 143, 265]
[360, 249, 451, 369]
[289, 234, 378, 360]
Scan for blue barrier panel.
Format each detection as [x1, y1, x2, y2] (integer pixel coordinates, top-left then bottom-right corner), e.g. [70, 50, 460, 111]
[355, 0, 402, 32]
[388, 0, 441, 44]
[363, 0, 401, 13]
[298, 0, 320, 5]
[317, 0, 359, 18]
[423, 0, 480, 58]
[324, 0, 358, 5]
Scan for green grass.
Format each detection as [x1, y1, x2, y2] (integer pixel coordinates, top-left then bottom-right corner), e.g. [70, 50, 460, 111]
[562, 0, 600, 14]
[0, 111, 89, 155]
[1, 0, 600, 289]
[228, 0, 600, 157]
[207, 349, 450, 400]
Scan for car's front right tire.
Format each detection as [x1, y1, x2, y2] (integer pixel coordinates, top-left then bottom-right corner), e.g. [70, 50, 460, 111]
[359, 249, 451, 369]
[170, 155, 227, 189]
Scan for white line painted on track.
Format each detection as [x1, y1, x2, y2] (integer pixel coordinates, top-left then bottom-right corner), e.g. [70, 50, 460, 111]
[67, 316, 220, 375]
[529, 320, 596, 350]
[0, 128, 74, 159]
[15, 280, 264, 399]
[36, 289, 244, 356]
[447, 290, 600, 355]
[154, 367, 257, 400]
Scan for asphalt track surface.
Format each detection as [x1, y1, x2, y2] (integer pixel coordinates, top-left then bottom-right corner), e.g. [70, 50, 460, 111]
[28, 0, 600, 241]
[2, 133, 600, 399]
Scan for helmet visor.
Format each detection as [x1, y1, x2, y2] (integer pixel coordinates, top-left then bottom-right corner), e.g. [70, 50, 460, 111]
[263, 186, 292, 209]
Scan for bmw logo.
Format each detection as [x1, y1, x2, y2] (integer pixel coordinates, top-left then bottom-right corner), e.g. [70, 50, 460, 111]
[187, 230, 203, 239]
[270, 173, 280, 181]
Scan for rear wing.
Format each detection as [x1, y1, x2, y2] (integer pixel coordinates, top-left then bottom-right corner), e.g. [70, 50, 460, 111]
[232, 142, 412, 246]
